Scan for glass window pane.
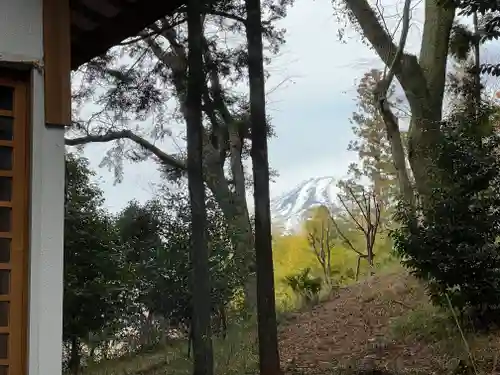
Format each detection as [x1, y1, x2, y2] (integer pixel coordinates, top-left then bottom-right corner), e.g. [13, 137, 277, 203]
[0, 239, 10, 263]
[0, 148, 12, 171]
[0, 86, 13, 111]
[0, 271, 9, 295]
[0, 117, 13, 141]
[0, 302, 9, 327]
[0, 177, 11, 202]
[0, 334, 8, 359]
[0, 209, 10, 233]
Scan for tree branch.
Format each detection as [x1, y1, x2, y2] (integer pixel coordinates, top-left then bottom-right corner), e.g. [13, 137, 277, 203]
[337, 193, 366, 235]
[205, 10, 247, 25]
[119, 18, 187, 46]
[380, 0, 412, 92]
[308, 231, 325, 266]
[328, 212, 364, 257]
[344, 0, 403, 76]
[65, 130, 187, 171]
[370, 0, 415, 207]
[346, 185, 370, 225]
[344, 0, 429, 103]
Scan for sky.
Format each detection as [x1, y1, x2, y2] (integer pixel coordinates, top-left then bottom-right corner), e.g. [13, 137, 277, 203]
[75, 0, 435, 213]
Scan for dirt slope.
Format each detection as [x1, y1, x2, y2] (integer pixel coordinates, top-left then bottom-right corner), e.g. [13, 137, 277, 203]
[278, 271, 493, 374]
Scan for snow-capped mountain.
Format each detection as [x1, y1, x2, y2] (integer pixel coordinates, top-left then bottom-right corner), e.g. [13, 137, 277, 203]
[271, 176, 339, 233]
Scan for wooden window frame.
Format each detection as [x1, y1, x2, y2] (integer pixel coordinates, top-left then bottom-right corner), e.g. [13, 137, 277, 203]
[0, 70, 30, 375]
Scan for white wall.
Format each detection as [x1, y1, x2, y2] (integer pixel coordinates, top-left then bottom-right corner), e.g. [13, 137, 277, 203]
[0, 0, 64, 374]
[0, 0, 43, 61]
[29, 71, 64, 375]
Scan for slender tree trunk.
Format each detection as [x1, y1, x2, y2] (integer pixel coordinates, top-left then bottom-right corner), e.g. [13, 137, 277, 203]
[187, 324, 194, 359]
[69, 336, 81, 375]
[220, 305, 228, 339]
[186, 0, 214, 373]
[326, 246, 331, 283]
[366, 231, 375, 275]
[89, 345, 96, 362]
[355, 256, 362, 281]
[245, 0, 282, 374]
[204, 172, 257, 308]
[472, 11, 481, 114]
[101, 342, 107, 360]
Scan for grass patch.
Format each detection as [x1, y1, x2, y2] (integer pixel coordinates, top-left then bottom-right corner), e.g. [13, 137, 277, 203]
[390, 304, 458, 343]
[82, 320, 258, 375]
[388, 299, 500, 374]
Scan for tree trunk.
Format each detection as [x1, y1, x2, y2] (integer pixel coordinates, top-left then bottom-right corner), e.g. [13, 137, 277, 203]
[187, 324, 194, 359]
[204, 166, 257, 308]
[355, 256, 361, 281]
[366, 233, 375, 276]
[220, 306, 228, 339]
[89, 345, 96, 362]
[472, 11, 481, 113]
[69, 336, 81, 375]
[245, 0, 282, 373]
[343, 0, 455, 201]
[186, 1, 214, 374]
[326, 245, 331, 283]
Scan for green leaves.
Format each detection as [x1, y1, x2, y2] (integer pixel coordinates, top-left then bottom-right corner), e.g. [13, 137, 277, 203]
[391, 105, 500, 325]
[63, 157, 245, 369]
[115, 183, 245, 329]
[64, 154, 129, 343]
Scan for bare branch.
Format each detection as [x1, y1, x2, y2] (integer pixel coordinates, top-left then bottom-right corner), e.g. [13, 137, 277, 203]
[337, 193, 366, 235]
[344, 0, 403, 76]
[205, 10, 247, 25]
[328, 212, 364, 257]
[308, 231, 324, 266]
[119, 18, 187, 46]
[346, 185, 370, 225]
[380, 0, 412, 91]
[372, 192, 382, 237]
[65, 130, 186, 171]
[345, 0, 429, 105]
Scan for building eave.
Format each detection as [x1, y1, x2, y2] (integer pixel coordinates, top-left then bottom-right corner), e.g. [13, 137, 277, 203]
[70, 0, 185, 69]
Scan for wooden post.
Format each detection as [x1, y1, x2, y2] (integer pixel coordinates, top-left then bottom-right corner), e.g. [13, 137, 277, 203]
[43, 0, 71, 127]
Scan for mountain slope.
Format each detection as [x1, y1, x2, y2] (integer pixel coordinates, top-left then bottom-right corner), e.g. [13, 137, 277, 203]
[271, 176, 339, 233]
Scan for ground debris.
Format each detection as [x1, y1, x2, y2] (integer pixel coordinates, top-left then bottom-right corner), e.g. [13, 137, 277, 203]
[279, 272, 454, 374]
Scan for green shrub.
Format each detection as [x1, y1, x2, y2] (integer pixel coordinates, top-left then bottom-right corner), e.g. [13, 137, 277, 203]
[391, 106, 500, 327]
[284, 268, 322, 304]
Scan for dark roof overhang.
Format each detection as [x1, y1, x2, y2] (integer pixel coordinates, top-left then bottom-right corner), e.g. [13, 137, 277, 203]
[70, 0, 184, 69]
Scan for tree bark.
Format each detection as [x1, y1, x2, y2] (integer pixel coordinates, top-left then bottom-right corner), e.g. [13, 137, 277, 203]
[472, 11, 481, 113]
[343, 0, 455, 200]
[147, 22, 258, 308]
[245, 0, 282, 373]
[186, 1, 214, 374]
[69, 336, 81, 375]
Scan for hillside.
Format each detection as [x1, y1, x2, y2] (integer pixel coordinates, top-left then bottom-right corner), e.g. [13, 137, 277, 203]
[84, 270, 500, 375]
